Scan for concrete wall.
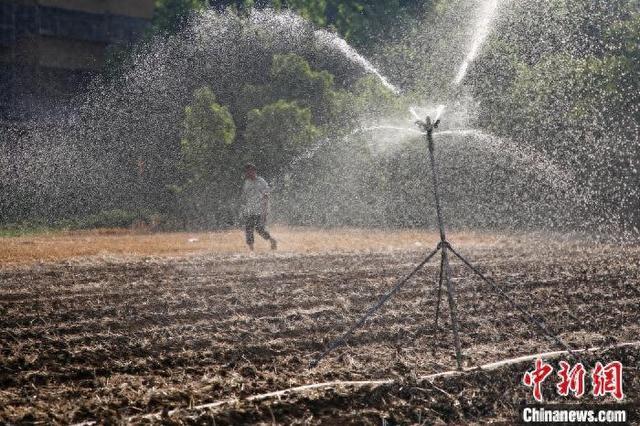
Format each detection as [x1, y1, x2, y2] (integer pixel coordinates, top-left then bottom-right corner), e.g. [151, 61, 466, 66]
[7, 0, 154, 19]
[13, 36, 107, 69]
[35, 0, 155, 19]
[0, 0, 155, 123]
[0, 1, 154, 48]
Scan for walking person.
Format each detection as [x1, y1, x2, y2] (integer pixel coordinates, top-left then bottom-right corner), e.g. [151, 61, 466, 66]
[241, 163, 277, 251]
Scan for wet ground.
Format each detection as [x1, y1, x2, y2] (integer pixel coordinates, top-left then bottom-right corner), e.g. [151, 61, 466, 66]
[1, 230, 638, 424]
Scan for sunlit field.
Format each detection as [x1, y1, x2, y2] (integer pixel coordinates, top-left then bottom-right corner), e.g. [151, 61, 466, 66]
[0, 226, 507, 265]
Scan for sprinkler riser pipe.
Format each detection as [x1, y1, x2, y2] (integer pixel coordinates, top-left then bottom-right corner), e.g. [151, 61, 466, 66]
[427, 130, 447, 243]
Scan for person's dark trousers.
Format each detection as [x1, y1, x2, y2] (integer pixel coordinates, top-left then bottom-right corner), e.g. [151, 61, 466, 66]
[245, 215, 272, 246]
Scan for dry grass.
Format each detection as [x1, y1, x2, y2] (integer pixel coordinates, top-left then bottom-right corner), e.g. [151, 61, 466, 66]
[0, 225, 509, 266]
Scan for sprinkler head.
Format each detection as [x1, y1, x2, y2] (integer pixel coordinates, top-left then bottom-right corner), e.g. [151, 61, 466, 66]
[415, 115, 440, 134]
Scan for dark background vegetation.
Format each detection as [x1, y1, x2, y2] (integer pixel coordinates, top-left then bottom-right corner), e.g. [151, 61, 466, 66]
[468, 1, 640, 232]
[1, 0, 638, 233]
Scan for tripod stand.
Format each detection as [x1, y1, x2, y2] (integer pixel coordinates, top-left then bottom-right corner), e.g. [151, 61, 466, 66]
[310, 117, 573, 370]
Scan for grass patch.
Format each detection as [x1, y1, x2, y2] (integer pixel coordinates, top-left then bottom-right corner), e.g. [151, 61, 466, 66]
[1, 210, 164, 238]
[0, 223, 57, 238]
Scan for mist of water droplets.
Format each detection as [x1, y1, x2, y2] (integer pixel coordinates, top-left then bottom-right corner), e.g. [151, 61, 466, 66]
[0, 2, 636, 241]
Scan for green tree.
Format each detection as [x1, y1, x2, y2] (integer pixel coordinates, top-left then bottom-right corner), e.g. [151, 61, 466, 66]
[276, 0, 431, 46]
[181, 86, 236, 180]
[244, 100, 321, 177]
[155, 0, 433, 45]
[178, 86, 238, 226]
[471, 0, 639, 138]
[153, 0, 208, 34]
[234, 53, 347, 128]
[270, 53, 335, 123]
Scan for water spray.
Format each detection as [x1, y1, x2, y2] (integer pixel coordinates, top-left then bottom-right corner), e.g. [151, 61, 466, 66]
[452, 0, 500, 86]
[406, 0, 501, 133]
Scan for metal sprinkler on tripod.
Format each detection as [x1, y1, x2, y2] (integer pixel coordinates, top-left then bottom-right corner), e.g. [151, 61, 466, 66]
[310, 115, 575, 371]
[415, 114, 464, 369]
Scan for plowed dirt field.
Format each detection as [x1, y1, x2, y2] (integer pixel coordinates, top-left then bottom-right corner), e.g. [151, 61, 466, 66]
[1, 228, 638, 424]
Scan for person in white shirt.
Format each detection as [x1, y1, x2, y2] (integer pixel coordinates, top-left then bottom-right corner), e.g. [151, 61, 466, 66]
[241, 163, 277, 251]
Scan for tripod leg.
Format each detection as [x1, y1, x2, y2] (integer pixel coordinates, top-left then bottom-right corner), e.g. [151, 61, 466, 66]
[442, 247, 464, 371]
[433, 250, 445, 333]
[447, 244, 575, 358]
[310, 246, 441, 368]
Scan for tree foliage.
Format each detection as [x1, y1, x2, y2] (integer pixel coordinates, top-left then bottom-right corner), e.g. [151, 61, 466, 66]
[181, 86, 236, 181]
[270, 53, 334, 119]
[275, 0, 429, 46]
[468, 0, 640, 229]
[153, 0, 433, 44]
[176, 87, 237, 226]
[244, 100, 320, 176]
[153, 0, 207, 34]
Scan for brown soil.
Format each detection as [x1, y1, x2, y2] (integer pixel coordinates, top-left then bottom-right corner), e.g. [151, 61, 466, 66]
[0, 229, 638, 424]
[0, 226, 455, 265]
